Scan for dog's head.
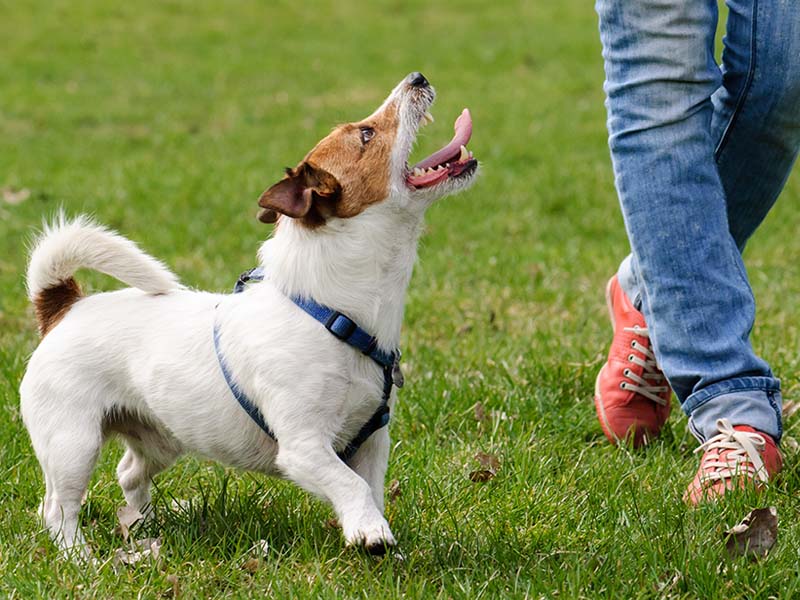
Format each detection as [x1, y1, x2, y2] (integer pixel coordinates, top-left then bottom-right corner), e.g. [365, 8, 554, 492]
[257, 73, 478, 227]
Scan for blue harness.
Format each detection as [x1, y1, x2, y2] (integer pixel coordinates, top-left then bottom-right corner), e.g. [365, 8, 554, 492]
[213, 267, 402, 461]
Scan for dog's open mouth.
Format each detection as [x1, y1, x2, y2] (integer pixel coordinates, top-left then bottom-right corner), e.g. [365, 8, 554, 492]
[407, 108, 477, 189]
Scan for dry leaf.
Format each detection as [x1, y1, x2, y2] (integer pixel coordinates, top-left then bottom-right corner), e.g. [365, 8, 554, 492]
[250, 539, 270, 557]
[116, 505, 144, 541]
[141, 537, 161, 561]
[724, 507, 778, 559]
[473, 402, 488, 424]
[456, 323, 473, 336]
[388, 479, 402, 502]
[112, 537, 162, 570]
[468, 469, 496, 482]
[165, 574, 180, 598]
[783, 400, 800, 419]
[325, 517, 341, 530]
[490, 410, 509, 422]
[469, 451, 501, 482]
[241, 558, 260, 574]
[1, 186, 31, 205]
[474, 451, 501, 472]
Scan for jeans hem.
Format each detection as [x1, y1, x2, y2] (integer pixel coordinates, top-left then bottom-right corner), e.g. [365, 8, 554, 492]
[682, 376, 780, 416]
[684, 376, 783, 442]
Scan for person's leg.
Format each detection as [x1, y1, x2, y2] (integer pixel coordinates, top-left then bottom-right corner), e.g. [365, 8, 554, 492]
[620, 1, 800, 289]
[685, 0, 800, 441]
[596, 0, 782, 445]
[712, 0, 800, 252]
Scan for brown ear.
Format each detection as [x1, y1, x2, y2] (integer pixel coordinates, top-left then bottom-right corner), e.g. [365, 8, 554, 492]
[257, 163, 341, 224]
[257, 176, 313, 223]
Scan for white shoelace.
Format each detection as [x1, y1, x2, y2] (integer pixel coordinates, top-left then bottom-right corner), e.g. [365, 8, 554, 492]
[619, 325, 669, 405]
[694, 418, 768, 484]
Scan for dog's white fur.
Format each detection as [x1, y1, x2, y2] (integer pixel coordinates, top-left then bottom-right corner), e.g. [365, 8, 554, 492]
[26, 215, 181, 301]
[20, 74, 477, 558]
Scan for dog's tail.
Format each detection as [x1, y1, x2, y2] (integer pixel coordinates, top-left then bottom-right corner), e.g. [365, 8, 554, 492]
[27, 214, 181, 335]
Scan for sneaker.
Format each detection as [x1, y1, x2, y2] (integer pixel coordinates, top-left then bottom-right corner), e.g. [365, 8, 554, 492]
[594, 275, 672, 447]
[685, 418, 782, 505]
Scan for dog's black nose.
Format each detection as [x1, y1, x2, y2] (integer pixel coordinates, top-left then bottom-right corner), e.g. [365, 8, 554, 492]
[408, 72, 429, 88]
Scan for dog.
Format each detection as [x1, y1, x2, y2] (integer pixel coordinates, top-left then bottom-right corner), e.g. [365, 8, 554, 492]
[20, 72, 478, 558]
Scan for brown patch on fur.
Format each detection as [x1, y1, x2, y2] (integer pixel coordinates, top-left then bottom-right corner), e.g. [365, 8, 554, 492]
[258, 102, 399, 228]
[34, 277, 82, 336]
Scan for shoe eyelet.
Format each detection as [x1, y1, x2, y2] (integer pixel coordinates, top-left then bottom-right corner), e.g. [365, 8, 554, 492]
[630, 340, 637, 348]
[619, 382, 627, 390]
[623, 369, 630, 377]
[628, 354, 635, 362]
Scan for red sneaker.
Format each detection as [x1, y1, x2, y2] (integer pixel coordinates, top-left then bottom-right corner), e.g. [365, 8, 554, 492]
[594, 275, 672, 447]
[685, 418, 783, 505]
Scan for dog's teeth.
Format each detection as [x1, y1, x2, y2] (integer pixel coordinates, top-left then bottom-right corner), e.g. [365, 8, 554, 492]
[468, 151, 474, 159]
[459, 145, 469, 162]
[422, 111, 434, 125]
[412, 168, 423, 177]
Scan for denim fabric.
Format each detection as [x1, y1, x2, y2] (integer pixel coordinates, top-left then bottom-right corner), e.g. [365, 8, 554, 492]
[597, 0, 800, 442]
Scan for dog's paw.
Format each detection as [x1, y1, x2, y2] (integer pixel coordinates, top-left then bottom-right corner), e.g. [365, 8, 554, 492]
[344, 517, 396, 555]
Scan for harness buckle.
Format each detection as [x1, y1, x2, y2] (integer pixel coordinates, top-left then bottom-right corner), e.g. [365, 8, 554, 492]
[325, 311, 357, 341]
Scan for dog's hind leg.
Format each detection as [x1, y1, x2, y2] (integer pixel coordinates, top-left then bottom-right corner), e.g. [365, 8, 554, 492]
[277, 437, 396, 554]
[34, 422, 102, 561]
[117, 445, 176, 519]
[114, 421, 181, 520]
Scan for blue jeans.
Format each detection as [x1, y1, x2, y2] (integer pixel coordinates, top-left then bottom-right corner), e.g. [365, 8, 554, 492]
[596, 0, 800, 442]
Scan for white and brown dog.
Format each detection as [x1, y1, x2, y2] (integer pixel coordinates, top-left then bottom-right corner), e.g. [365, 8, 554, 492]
[20, 73, 477, 558]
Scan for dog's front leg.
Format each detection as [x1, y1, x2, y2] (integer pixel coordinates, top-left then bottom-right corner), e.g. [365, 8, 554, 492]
[276, 439, 395, 554]
[346, 426, 390, 514]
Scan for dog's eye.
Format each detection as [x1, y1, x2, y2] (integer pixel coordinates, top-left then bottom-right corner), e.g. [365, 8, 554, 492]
[359, 127, 375, 145]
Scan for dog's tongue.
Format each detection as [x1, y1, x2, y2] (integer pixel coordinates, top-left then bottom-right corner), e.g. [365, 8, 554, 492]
[413, 108, 473, 170]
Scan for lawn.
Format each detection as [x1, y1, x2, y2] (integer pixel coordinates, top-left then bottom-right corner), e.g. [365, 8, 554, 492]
[1, 1, 799, 598]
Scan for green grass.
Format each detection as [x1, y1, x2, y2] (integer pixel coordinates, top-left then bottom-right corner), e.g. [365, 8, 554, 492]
[2, 1, 799, 598]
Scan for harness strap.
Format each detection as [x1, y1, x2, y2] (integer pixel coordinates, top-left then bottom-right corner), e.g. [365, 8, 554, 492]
[214, 267, 400, 461]
[213, 323, 276, 440]
[292, 297, 396, 369]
